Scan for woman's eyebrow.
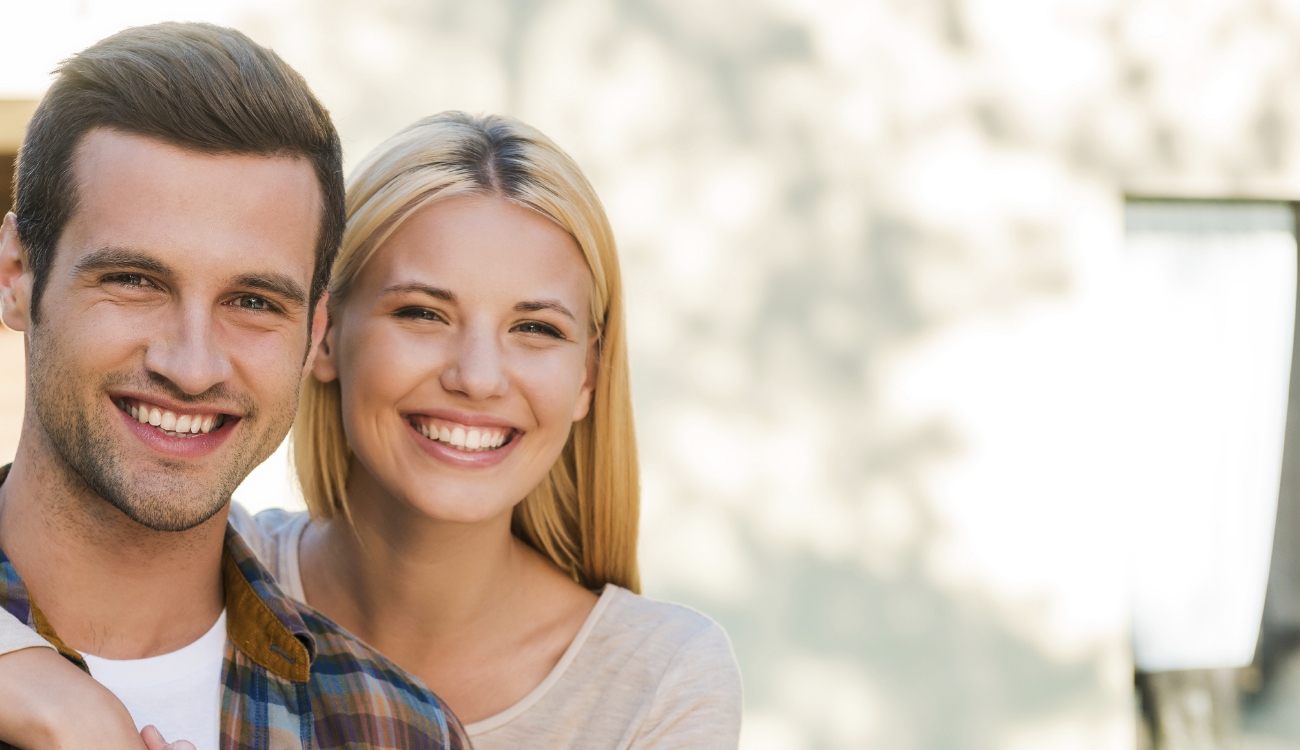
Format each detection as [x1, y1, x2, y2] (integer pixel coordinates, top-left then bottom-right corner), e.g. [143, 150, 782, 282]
[515, 299, 576, 321]
[382, 282, 456, 302]
[381, 283, 575, 321]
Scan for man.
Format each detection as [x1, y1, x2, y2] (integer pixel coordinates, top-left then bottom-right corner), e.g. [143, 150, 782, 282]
[0, 23, 467, 749]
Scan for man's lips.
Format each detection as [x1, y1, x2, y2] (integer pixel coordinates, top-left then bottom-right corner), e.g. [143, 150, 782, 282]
[115, 395, 231, 436]
[110, 393, 241, 459]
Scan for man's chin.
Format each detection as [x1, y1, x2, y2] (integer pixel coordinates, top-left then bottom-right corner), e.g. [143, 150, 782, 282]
[106, 493, 230, 532]
[92, 466, 236, 532]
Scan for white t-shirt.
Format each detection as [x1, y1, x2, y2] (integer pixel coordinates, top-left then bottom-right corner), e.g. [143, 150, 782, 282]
[82, 611, 226, 750]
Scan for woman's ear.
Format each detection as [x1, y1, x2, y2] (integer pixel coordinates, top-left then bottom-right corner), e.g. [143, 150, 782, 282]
[310, 313, 340, 383]
[0, 213, 33, 332]
[572, 335, 598, 422]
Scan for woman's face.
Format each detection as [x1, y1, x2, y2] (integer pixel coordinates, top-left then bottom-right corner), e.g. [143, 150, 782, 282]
[317, 194, 596, 524]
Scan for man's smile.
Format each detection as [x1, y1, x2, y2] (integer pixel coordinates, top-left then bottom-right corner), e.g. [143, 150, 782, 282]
[114, 396, 230, 437]
[107, 392, 242, 458]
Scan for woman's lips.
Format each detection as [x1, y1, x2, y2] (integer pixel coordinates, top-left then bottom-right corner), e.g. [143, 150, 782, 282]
[406, 417, 520, 467]
[408, 415, 517, 452]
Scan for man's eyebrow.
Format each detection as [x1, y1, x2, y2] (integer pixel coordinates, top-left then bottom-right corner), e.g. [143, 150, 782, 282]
[515, 300, 576, 322]
[72, 247, 172, 277]
[381, 283, 457, 302]
[70, 248, 307, 308]
[233, 273, 308, 307]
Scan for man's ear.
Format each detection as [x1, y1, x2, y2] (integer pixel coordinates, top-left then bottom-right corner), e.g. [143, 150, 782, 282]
[0, 212, 33, 332]
[572, 335, 599, 422]
[308, 295, 339, 383]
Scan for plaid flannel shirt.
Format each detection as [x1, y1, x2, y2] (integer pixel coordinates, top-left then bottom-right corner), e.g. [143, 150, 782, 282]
[0, 468, 470, 749]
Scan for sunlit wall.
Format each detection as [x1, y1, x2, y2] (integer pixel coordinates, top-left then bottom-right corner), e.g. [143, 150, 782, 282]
[7, 1, 1300, 747]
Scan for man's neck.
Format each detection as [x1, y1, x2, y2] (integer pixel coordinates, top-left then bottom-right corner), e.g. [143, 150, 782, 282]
[0, 451, 227, 659]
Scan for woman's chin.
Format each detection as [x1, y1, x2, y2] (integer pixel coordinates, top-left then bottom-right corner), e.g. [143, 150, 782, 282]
[391, 489, 518, 527]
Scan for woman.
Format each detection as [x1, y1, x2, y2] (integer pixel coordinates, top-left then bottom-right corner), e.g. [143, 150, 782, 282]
[0, 112, 742, 748]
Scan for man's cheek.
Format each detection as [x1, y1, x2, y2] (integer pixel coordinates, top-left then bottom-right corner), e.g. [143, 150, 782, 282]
[243, 345, 309, 402]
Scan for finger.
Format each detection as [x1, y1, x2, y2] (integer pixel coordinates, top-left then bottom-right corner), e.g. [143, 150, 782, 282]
[140, 725, 167, 750]
[170, 742, 197, 750]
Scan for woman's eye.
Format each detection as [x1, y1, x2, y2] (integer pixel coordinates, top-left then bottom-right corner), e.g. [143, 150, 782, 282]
[395, 307, 444, 322]
[514, 321, 564, 338]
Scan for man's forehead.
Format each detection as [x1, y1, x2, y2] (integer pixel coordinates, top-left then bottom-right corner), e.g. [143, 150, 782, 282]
[55, 128, 321, 284]
[69, 127, 317, 197]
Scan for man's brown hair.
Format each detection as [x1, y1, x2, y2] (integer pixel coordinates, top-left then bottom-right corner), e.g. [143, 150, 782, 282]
[12, 21, 344, 321]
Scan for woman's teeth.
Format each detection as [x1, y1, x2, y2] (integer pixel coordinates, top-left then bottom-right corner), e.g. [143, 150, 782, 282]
[413, 419, 510, 451]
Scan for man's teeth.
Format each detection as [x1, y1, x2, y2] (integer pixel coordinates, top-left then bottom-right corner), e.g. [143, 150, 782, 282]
[414, 420, 509, 451]
[120, 399, 224, 435]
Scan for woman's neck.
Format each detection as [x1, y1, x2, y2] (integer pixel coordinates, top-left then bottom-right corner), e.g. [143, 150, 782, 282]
[297, 469, 599, 723]
[302, 486, 521, 651]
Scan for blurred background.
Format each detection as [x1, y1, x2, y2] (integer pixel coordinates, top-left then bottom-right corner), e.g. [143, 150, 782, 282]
[10, 1, 1300, 747]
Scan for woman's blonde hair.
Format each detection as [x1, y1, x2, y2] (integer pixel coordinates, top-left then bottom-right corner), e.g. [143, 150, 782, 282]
[294, 111, 640, 592]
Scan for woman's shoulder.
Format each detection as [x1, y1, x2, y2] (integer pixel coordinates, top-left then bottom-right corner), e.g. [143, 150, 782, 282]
[577, 586, 741, 697]
[596, 585, 736, 656]
[250, 505, 310, 536]
[579, 586, 743, 745]
[468, 587, 741, 747]
[227, 503, 309, 583]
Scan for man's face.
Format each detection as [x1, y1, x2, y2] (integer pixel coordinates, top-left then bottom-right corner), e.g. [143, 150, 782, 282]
[3, 128, 323, 531]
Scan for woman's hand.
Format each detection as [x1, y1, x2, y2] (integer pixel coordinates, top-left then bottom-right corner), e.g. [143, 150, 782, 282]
[0, 646, 146, 749]
[141, 725, 196, 750]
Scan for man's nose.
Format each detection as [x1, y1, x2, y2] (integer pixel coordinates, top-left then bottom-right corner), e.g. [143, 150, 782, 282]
[142, 305, 233, 396]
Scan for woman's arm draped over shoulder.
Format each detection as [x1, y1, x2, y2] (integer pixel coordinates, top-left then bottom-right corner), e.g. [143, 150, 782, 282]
[0, 607, 50, 655]
[0, 639, 146, 748]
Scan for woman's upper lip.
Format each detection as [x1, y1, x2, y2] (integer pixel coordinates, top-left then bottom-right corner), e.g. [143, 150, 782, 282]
[404, 408, 520, 431]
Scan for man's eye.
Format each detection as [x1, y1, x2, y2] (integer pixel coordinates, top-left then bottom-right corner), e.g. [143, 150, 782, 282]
[235, 295, 272, 311]
[105, 273, 152, 288]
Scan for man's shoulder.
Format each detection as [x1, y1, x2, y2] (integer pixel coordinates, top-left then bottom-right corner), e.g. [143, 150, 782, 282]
[221, 523, 467, 746]
[293, 601, 469, 748]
